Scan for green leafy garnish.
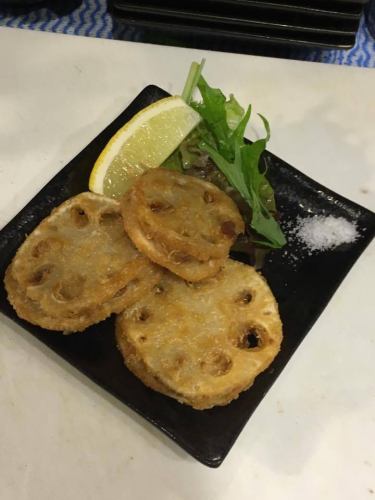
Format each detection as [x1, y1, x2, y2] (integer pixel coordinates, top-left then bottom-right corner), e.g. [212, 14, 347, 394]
[161, 148, 183, 172]
[181, 60, 205, 104]
[180, 61, 286, 249]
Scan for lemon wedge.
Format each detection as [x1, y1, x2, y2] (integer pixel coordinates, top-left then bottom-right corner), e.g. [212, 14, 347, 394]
[89, 96, 201, 198]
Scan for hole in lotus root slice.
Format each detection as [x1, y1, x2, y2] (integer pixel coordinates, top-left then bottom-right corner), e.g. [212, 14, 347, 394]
[175, 354, 186, 368]
[112, 285, 127, 299]
[28, 265, 54, 286]
[99, 211, 122, 226]
[53, 276, 85, 302]
[153, 283, 165, 295]
[70, 206, 89, 227]
[235, 289, 253, 305]
[106, 268, 123, 280]
[169, 250, 192, 264]
[149, 201, 174, 213]
[31, 239, 61, 258]
[200, 351, 233, 377]
[237, 325, 269, 351]
[165, 353, 188, 375]
[138, 307, 151, 322]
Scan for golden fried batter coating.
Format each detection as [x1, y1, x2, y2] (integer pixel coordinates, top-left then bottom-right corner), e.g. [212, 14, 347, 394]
[10, 192, 147, 316]
[116, 260, 282, 409]
[5, 192, 163, 332]
[131, 168, 244, 260]
[121, 169, 244, 281]
[122, 192, 225, 281]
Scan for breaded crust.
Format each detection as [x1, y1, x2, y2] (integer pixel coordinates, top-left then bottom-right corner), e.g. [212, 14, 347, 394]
[116, 260, 282, 409]
[5, 192, 163, 332]
[10, 192, 146, 316]
[130, 168, 244, 260]
[122, 191, 225, 281]
[121, 169, 244, 281]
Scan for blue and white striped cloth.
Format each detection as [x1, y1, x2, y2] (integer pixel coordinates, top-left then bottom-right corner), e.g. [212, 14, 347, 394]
[298, 15, 375, 67]
[1, 0, 374, 68]
[0, 0, 112, 38]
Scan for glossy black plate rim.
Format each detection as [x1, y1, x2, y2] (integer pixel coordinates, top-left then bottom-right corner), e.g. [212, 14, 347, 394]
[111, 0, 366, 18]
[211, 0, 365, 17]
[0, 85, 374, 468]
[113, 3, 358, 35]
[113, 16, 356, 49]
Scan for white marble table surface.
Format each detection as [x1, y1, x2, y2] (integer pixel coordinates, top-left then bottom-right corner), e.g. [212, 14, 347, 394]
[0, 26, 374, 500]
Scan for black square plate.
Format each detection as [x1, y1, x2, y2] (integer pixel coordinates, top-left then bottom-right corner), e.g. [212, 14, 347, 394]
[0, 86, 374, 467]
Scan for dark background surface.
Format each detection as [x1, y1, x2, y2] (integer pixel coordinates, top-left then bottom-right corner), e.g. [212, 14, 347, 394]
[0, 0, 374, 66]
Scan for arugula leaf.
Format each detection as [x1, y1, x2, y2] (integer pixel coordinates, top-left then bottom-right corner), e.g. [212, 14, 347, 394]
[200, 139, 285, 248]
[192, 77, 234, 160]
[182, 63, 286, 248]
[162, 148, 183, 172]
[258, 157, 277, 213]
[225, 94, 245, 131]
[199, 141, 248, 201]
[241, 142, 286, 247]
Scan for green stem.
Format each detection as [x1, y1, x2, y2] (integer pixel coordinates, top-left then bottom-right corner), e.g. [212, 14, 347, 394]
[181, 59, 205, 104]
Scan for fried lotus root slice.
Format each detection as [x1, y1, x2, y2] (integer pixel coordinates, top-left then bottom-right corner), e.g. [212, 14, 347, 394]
[122, 194, 225, 281]
[11, 192, 145, 316]
[116, 260, 282, 410]
[122, 168, 244, 261]
[4, 263, 162, 333]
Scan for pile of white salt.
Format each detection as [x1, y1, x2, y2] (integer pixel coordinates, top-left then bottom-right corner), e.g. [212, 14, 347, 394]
[293, 215, 359, 252]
